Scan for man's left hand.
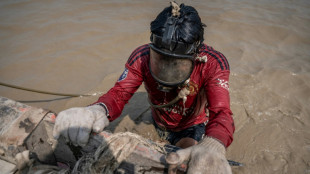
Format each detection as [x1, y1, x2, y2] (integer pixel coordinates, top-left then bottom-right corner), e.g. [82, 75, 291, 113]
[166, 137, 232, 174]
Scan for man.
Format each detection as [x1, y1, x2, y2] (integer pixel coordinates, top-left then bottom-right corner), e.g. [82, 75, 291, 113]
[53, 2, 234, 174]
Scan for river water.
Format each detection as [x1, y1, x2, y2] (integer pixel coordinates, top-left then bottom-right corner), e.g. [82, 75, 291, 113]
[0, 0, 309, 173]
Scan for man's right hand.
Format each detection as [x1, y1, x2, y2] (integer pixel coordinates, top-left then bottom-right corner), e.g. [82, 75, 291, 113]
[53, 105, 109, 147]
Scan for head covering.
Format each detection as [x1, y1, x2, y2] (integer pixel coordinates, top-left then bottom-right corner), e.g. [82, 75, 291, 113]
[149, 2, 202, 89]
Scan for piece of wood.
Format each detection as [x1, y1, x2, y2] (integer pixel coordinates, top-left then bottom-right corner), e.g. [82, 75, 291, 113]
[0, 97, 48, 163]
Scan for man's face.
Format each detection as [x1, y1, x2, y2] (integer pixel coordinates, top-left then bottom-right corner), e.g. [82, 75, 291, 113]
[149, 47, 193, 87]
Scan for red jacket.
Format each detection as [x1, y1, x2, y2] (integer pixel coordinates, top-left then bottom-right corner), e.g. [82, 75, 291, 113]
[94, 44, 235, 147]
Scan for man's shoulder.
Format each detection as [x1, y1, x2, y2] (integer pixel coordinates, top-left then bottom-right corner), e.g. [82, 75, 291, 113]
[199, 44, 230, 71]
[126, 44, 150, 67]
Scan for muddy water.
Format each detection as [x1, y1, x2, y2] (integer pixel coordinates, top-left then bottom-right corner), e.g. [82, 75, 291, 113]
[0, 0, 309, 173]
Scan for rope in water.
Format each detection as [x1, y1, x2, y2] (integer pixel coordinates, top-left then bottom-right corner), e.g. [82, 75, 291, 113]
[0, 81, 102, 97]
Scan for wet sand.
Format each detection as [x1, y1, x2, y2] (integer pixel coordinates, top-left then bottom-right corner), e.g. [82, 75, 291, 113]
[0, 0, 310, 173]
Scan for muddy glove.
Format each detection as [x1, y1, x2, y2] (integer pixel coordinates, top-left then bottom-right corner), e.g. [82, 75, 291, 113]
[53, 105, 109, 147]
[166, 137, 232, 174]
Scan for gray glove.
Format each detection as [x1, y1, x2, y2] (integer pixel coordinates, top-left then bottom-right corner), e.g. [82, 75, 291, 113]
[53, 105, 109, 147]
[166, 137, 232, 174]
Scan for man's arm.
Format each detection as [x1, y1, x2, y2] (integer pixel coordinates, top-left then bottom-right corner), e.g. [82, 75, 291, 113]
[53, 45, 147, 146]
[205, 59, 235, 147]
[93, 66, 143, 121]
[93, 45, 148, 121]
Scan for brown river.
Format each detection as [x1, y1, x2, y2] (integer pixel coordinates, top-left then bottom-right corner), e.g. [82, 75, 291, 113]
[0, 0, 309, 173]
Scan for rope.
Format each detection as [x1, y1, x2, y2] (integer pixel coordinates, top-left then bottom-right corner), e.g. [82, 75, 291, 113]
[148, 79, 191, 109]
[171, 1, 180, 17]
[0, 81, 102, 97]
[148, 96, 180, 109]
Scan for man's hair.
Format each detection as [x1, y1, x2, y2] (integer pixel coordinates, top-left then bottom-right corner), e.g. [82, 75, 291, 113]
[150, 3, 206, 46]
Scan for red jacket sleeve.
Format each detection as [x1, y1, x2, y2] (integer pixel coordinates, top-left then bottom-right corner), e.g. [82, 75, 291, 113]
[204, 59, 235, 148]
[93, 46, 147, 121]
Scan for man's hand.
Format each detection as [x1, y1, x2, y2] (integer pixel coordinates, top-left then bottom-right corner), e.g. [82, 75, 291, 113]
[53, 105, 109, 147]
[166, 137, 232, 174]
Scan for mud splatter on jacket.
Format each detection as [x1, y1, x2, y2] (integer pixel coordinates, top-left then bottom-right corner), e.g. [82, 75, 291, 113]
[94, 44, 235, 147]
